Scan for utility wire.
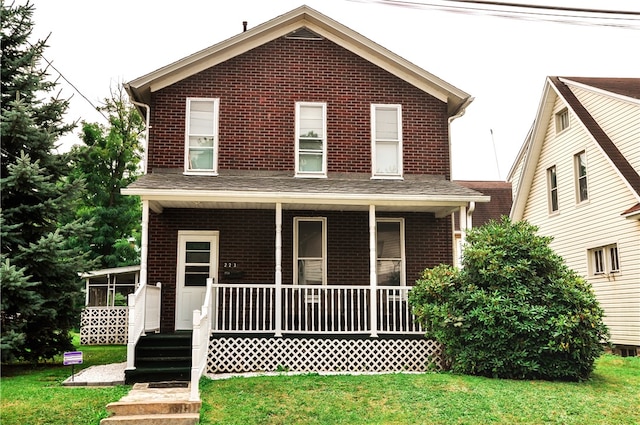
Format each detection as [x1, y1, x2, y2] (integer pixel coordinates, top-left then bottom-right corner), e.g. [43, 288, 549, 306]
[26, 39, 109, 122]
[351, 0, 640, 29]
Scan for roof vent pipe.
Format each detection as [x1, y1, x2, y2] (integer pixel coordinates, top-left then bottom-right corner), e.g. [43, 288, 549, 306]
[243, 21, 248, 32]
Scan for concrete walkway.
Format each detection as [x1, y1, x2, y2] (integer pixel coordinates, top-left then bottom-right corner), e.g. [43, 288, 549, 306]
[62, 362, 126, 386]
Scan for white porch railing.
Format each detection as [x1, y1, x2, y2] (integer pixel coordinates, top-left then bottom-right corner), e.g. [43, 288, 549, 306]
[125, 282, 161, 370]
[190, 278, 214, 401]
[212, 284, 423, 335]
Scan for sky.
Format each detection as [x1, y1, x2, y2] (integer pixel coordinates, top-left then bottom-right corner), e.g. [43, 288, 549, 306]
[28, 0, 640, 180]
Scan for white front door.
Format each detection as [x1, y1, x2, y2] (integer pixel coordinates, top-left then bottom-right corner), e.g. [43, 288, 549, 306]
[175, 231, 219, 330]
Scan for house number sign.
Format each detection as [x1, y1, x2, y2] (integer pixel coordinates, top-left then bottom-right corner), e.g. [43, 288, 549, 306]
[223, 262, 237, 268]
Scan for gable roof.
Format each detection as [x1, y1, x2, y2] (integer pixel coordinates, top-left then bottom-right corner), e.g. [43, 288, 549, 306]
[510, 76, 640, 220]
[124, 5, 472, 117]
[453, 181, 512, 229]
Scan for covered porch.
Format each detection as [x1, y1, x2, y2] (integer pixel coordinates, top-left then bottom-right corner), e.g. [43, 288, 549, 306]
[122, 171, 487, 396]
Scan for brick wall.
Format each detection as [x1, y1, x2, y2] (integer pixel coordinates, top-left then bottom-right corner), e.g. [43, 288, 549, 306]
[148, 36, 450, 177]
[149, 209, 452, 331]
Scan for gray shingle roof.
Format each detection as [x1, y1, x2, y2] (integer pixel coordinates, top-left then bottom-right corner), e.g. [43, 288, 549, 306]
[125, 170, 486, 200]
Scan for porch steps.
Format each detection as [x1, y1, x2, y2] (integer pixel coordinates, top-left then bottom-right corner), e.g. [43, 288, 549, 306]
[125, 332, 192, 384]
[101, 382, 200, 425]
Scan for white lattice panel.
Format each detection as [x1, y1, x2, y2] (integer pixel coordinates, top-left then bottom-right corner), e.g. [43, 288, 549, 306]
[80, 307, 128, 345]
[207, 337, 443, 373]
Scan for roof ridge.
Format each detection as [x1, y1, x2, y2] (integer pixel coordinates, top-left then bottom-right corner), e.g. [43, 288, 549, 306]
[550, 77, 640, 197]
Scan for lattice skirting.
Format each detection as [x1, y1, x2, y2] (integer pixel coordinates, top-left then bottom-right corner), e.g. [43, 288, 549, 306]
[208, 337, 443, 373]
[80, 307, 128, 345]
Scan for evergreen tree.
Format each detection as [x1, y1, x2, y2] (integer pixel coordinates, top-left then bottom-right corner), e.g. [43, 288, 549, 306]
[1, 1, 95, 362]
[69, 84, 144, 268]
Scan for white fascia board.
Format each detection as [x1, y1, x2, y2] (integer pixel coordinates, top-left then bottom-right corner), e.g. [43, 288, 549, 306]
[122, 187, 489, 207]
[511, 78, 557, 220]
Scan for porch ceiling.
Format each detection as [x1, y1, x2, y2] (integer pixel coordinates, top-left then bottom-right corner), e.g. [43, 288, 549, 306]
[122, 170, 490, 216]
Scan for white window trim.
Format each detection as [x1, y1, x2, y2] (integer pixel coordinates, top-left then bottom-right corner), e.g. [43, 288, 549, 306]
[293, 217, 327, 286]
[371, 104, 403, 179]
[555, 108, 570, 134]
[184, 98, 220, 176]
[574, 150, 589, 204]
[295, 102, 327, 178]
[376, 218, 406, 287]
[547, 165, 559, 215]
[588, 243, 619, 276]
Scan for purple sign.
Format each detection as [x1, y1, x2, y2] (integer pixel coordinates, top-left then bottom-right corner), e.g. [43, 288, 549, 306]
[63, 351, 83, 365]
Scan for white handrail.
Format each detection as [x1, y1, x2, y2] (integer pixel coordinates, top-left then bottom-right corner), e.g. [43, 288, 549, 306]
[125, 282, 162, 371]
[210, 283, 422, 335]
[190, 278, 214, 401]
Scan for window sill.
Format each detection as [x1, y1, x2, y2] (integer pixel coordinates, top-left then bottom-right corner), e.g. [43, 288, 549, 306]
[371, 175, 404, 180]
[295, 173, 327, 179]
[183, 171, 219, 176]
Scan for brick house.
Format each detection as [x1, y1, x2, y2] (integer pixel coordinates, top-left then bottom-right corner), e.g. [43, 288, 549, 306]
[121, 6, 487, 388]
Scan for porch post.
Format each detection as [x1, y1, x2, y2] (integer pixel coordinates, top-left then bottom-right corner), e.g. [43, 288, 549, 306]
[274, 203, 283, 337]
[459, 205, 467, 261]
[369, 205, 378, 337]
[140, 200, 149, 287]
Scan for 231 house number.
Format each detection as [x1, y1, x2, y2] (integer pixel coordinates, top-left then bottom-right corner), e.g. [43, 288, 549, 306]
[223, 262, 237, 268]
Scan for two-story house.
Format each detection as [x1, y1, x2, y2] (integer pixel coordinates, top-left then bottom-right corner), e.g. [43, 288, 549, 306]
[509, 77, 640, 356]
[121, 6, 488, 386]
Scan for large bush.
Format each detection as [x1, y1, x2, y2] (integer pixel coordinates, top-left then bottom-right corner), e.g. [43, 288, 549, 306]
[409, 217, 608, 381]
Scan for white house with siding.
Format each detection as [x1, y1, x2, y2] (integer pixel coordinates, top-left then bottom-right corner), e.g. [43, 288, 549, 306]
[509, 77, 640, 354]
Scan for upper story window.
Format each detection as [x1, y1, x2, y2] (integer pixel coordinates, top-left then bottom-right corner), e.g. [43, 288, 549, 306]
[547, 165, 559, 214]
[574, 151, 588, 203]
[185, 98, 219, 174]
[555, 108, 570, 134]
[295, 102, 327, 177]
[376, 219, 405, 286]
[589, 244, 619, 276]
[371, 104, 403, 178]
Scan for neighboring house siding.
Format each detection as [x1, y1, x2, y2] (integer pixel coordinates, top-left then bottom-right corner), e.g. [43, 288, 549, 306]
[148, 36, 450, 177]
[569, 84, 640, 177]
[521, 94, 640, 347]
[148, 209, 452, 331]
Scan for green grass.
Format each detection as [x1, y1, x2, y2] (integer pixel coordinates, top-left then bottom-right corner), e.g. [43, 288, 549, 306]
[0, 335, 129, 425]
[199, 355, 640, 425]
[1, 346, 638, 425]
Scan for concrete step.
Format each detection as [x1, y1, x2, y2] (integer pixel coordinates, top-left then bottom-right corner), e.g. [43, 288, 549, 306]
[106, 400, 202, 415]
[100, 412, 199, 425]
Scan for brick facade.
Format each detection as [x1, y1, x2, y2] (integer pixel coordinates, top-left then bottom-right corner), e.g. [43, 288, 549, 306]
[148, 209, 451, 331]
[148, 36, 450, 178]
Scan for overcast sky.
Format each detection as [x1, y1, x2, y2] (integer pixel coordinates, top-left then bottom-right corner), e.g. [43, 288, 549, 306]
[29, 0, 640, 180]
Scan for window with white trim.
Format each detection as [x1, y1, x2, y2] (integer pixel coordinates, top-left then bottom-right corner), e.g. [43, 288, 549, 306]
[185, 98, 219, 174]
[376, 219, 405, 286]
[295, 102, 327, 177]
[555, 108, 570, 133]
[547, 165, 559, 213]
[589, 244, 619, 276]
[372, 104, 403, 178]
[574, 151, 588, 203]
[294, 218, 327, 285]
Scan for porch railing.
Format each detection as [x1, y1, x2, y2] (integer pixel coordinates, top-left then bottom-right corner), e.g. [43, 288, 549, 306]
[125, 282, 161, 370]
[190, 278, 214, 401]
[212, 284, 423, 335]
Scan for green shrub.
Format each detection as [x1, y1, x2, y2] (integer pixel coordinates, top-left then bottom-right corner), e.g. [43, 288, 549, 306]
[409, 217, 609, 381]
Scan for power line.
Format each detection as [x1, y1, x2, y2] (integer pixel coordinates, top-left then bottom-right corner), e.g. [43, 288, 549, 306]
[26, 39, 109, 122]
[351, 0, 640, 29]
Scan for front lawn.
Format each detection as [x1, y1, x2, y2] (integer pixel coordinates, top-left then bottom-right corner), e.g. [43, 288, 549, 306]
[199, 355, 640, 425]
[1, 349, 638, 425]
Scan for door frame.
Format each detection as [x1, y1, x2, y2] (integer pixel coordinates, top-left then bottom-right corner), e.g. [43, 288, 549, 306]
[175, 230, 219, 330]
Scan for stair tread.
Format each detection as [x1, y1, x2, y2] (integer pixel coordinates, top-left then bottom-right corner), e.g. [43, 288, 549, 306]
[100, 412, 199, 425]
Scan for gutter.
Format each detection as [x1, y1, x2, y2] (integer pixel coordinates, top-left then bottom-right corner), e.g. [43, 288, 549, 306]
[124, 83, 151, 175]
[448, 96, 475, 179]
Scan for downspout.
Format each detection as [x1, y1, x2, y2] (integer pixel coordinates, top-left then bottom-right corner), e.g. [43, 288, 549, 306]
[447, 96, 475, 180]
[130, 99, 151, 175]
